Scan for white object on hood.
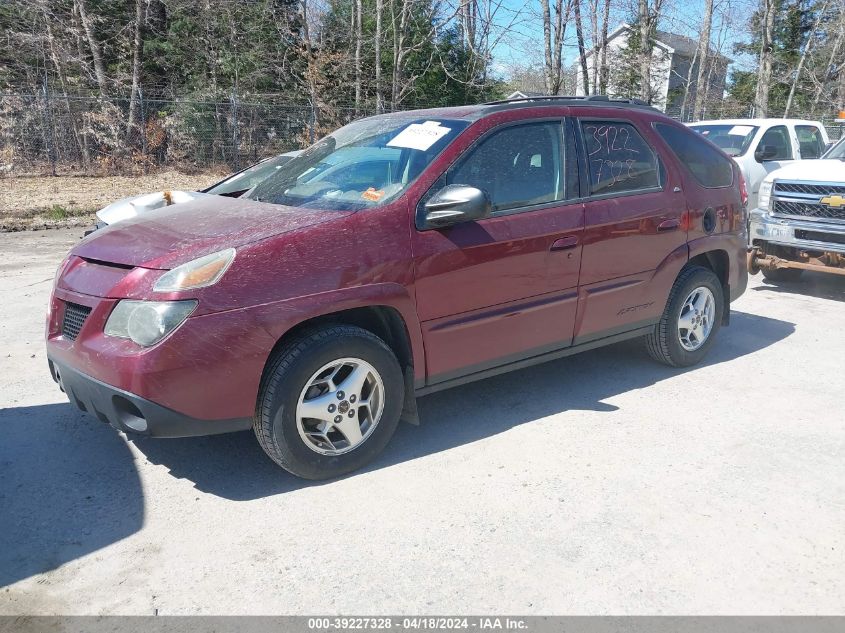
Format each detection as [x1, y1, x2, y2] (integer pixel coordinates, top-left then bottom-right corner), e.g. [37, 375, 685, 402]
[96, 190, 214, 226]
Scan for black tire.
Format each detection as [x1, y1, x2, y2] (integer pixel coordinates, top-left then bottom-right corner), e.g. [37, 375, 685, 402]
[254, 324, 404, 480]
[645, 266, 724, 368]
[761, 267, 803, 282]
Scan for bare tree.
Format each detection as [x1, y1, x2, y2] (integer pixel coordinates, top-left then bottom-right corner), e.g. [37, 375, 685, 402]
[574, 0, 590, 94]
[692, 0, 714, 119]
[375, 0, 384, 112]
[126, 0, 146, 139]
[754, 0, 776, 116]
[74, 0, 108, 95]
[354, 0, 363, 112]
[540, 0, 572, 94]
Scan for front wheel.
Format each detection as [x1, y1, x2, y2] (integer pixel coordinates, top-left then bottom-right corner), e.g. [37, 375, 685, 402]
[645, 266, 724, 367]
[254, 325, 404, 480]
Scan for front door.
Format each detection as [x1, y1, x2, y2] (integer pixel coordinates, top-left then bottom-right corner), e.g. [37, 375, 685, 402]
[411, 120, 584, 384]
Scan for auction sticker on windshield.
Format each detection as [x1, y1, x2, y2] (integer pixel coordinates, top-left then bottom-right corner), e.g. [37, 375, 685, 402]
[387, 121, 452, 151]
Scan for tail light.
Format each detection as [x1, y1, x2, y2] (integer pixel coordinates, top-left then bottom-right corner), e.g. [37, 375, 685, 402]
[738, 170, 748, 208]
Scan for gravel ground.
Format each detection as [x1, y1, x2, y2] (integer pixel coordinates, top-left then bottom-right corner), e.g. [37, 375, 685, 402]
[1, 228, 843, 615]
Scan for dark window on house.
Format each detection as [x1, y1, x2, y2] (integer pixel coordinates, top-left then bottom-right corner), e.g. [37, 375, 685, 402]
[655, 123, 734, 188]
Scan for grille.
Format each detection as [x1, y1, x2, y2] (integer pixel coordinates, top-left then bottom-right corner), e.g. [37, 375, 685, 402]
[62, 302, 92, 341]
[774, 182, 845, 196]
[773, 200, 845, 222]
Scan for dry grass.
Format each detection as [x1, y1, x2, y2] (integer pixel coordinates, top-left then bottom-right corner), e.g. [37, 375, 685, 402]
[0, 169, 229, 231]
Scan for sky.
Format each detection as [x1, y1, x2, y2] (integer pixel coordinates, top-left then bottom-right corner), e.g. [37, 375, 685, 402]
[486, 0, 757, 81]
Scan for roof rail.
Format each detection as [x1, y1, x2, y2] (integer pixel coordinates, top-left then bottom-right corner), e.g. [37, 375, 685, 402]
[482, 94, 655, 109]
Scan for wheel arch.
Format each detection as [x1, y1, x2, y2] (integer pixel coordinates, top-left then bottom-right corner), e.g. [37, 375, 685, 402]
[262, 302, 421, 424]
[686, 249, 730, 324]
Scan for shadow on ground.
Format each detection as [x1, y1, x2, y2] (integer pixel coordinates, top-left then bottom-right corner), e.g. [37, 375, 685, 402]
[752, 271, 845, 302]
[0, 310, 794, 587]
[0, 404, 142, 588]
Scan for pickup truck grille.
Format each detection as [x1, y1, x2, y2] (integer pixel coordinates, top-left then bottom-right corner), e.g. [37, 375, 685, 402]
[772, 181, 845, 223]
[62, 302, 92, 341]
[775, 182, 845, 196]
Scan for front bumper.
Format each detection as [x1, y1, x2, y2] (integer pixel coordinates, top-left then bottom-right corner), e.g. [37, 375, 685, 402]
[49, 357, 252, 437]
[749, 208, 845, 254]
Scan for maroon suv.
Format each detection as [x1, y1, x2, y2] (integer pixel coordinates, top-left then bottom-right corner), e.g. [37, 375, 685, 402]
[47, 96, 748, 479]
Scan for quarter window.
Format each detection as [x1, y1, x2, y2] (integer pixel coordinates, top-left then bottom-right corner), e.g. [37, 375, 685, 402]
[580, 121, 660, 195]
[757, 126, 793, 160]
[796, 125, 825, 159]
[449, 122, 564, 212]
[655, 123, 733, 188]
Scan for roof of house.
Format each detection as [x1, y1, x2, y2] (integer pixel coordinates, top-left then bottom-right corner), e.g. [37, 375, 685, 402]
[587, 23, 731, 62]
[506, 90, 548, 99]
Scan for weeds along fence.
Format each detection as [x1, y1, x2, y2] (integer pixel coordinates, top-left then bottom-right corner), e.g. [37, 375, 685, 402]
[1, 87, 843, 178]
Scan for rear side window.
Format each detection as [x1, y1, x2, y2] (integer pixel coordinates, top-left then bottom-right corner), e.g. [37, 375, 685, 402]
[757, 125, 793, 160]
[796, 125, 825, 159]
[580, 121, 659, 195]
[655, 123, 734, 188]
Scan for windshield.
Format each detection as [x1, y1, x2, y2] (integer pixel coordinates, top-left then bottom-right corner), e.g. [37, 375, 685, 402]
[690, 124, 759, 156]
[823, 136, 845, 160]
[247, 116, 468, 210]
[206, 153, 299, 195]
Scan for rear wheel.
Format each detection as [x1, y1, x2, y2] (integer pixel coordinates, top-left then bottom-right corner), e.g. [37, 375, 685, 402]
[646, 266, 724, 367]
[761, 267, 803, 282]
[254, 325, 404, 480]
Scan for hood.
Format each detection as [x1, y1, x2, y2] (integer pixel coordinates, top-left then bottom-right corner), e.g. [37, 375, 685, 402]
[764, 159, 845, 184]
[75, 195, 350, 269]
[96, 190, 215, 225]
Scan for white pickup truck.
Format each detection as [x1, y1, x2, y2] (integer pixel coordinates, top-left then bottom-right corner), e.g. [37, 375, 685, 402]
[748, 135, 845, 281]
[688, 118, 830, 209]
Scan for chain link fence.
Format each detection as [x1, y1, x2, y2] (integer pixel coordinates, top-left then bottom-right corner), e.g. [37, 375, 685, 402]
[2, 88, 843, 177]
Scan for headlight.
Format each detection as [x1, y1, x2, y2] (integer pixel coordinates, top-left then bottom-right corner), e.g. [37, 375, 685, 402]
[154, 248, 235, 292]
[104, 300, 197, 347]
[758, 180, 773, 211]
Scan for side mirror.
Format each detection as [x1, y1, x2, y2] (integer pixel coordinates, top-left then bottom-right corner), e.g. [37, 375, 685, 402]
[422, 184, 491, 229]
[755, 144, 779, 162]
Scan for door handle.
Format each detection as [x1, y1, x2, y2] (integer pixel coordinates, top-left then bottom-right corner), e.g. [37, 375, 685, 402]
[550, 236, 579, 251]
[657, 219, 680, 232]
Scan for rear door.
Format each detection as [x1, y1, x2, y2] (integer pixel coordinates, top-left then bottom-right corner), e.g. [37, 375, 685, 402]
[573, 115, 687, 343]
[411, 118, 585, 383]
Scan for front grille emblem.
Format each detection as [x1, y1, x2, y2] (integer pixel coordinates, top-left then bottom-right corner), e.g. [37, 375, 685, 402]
[819, 195, 845, 209]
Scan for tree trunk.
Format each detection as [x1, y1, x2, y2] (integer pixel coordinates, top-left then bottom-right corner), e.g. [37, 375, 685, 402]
[75, 0, 108, 95]
[573, 0, 590, 94]
[127, 0, 146, 140]
[375, 0, 383, 112]
[598, 0, 611, 93]
[693, 0, 713, 119]
[354, 0, 363, 112]
[541, 0, 554, 93]
[638, 0, 652, 101]
[754, 0, 776, 117]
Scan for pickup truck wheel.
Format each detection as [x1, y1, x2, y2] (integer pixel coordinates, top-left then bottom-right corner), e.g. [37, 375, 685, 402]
[254, 325, 404, 480]
[645, 266, 723, 368]
[761, 267, 803, 282]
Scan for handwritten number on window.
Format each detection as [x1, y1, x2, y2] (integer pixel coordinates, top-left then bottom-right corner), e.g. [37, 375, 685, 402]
[583, 123, 649, 192]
